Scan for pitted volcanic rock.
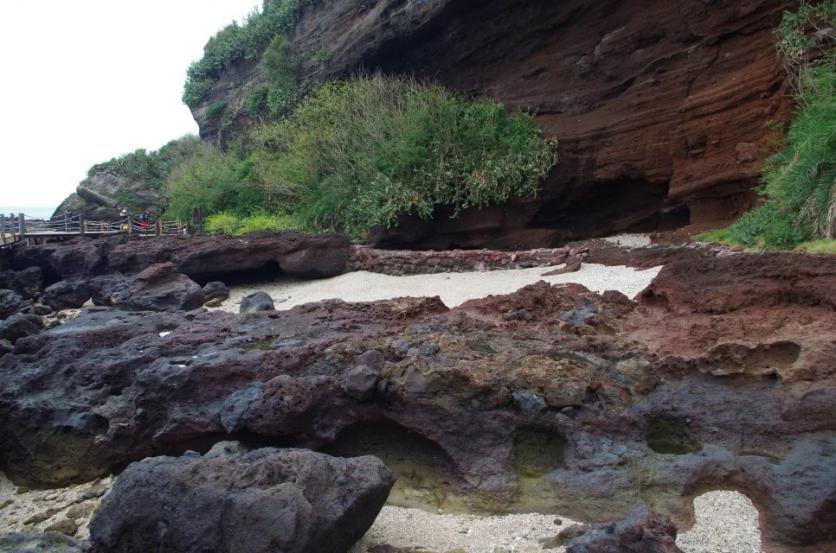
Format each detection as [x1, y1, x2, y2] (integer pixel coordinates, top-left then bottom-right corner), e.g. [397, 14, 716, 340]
[0, 249, 833, 552]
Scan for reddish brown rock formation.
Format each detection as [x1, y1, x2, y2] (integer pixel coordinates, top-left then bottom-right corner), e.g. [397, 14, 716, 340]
[196, 0, 795, 248]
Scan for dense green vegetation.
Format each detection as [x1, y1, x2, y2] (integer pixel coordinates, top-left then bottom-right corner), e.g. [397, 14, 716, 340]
[88, 136, 202, 191]
[166, 75, 558, 237]
[183, 0, 309, 108]
[701, 2, 835, 250]
[205, 212, 299, 236]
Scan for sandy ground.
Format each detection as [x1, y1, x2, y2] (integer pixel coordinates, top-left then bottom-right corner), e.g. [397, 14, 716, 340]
[216, 262, 662, 313]
[0, 472, 112, 541]
[600, 233, 653, 248]
[2, 468, 761, 553]
[350, 491, 761, 553]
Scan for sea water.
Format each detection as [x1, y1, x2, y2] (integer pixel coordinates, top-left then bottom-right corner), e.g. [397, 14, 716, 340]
[0, 206, 56, 219]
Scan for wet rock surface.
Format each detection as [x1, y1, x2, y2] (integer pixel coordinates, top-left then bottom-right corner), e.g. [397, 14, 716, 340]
[0, 246, 834, 552]
[89, 446, 394, 553]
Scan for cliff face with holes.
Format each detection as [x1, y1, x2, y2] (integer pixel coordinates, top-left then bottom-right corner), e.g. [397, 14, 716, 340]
[192, 0, 795, 248]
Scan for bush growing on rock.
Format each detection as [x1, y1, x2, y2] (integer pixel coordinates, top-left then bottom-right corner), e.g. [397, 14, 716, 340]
[257, 74, 558, 236]
[168, 74, 558, 238]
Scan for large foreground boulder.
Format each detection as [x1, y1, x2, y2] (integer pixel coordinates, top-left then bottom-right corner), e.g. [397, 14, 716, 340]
[90, 446, 394, 553]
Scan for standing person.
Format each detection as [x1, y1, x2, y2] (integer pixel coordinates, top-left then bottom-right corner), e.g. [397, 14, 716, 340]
[140, 211, 150, 235]
[119, 209, 129, 233]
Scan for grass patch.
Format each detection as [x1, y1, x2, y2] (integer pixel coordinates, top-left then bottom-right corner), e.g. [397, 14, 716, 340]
[205, 211, 300, 236]
[796, 239, 836, 254]
[701, 4, 835, 251]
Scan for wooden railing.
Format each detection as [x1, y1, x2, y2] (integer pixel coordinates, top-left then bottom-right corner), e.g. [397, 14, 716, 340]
[1, 212, 193, 247]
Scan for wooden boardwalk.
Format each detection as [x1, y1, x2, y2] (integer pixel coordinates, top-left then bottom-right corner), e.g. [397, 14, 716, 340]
[1, 212, 189, 248]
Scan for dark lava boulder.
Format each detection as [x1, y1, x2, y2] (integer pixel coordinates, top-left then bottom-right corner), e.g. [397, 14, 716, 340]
[240, 291, 275, 314]
[0, 266, 43, 298]
[202, 280, 230, 302]
[0, 314, 42, 344]
[101, 263, 204, 312]
[0, 289, 27, 319]
[42, 280, 92, 310]
[89, 447, 394, 553]
[558, 506, 683, 553]
[106, 231, 351, 280]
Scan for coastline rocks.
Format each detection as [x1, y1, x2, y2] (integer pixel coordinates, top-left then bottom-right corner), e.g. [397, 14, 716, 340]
[0, 267, 43, 299]
[42, 280, 91, 311]
[558, 506, 683, 553]
[106, 232, 351, 280]
[0, 290, 27, 320]
[89, 447, 394, 553]
[240, 291, 275, 314]
[1, 249, 834, 551]
[4, 231, 351, 283]
[202, 280, 230, 303]
[0, 314, 43, 344]
[107, 263, 204, 312]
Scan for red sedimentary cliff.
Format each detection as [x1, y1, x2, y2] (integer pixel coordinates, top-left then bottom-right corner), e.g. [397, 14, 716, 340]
[194, 0, 795, 248]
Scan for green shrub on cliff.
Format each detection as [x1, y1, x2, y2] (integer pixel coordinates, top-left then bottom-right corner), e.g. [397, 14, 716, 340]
[257, 74, 558, 236]
[701, 3, 835, 250]
[261, 35, 301, 117]
[165, 144, 266, 220]
[183, 0, 309, 108]
[88, 136, 202, 191]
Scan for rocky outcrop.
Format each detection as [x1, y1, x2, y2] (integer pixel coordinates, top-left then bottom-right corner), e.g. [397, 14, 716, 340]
[4, 231, 351, 283]
[89, 446, 394, 553]
[557, 507, 683, 553]
[194, 0, 794, 247]
[54, 172, 166, 220]
[1, 248, 833, 552]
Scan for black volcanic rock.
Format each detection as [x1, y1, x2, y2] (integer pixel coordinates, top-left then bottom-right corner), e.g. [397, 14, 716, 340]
[1, 250, 834, 552]
[0, 289, 26, 319]
[89, 446, 394, 553]
[558, 506, 683, 553]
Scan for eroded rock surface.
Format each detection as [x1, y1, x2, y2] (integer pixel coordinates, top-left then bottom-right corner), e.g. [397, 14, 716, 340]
[558, 506, 683, 553]
[0, 248, 833, 552]
[89, 446, 394, 553]
[4, 231, 351, 283]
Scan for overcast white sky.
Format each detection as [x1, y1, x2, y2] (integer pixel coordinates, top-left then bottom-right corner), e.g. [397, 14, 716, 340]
[0, 0, 260, 210]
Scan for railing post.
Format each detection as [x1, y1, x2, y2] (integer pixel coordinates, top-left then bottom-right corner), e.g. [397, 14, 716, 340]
[156, 219, 162, 236]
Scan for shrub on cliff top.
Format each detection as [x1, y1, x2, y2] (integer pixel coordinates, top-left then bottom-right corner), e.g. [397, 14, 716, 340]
[88, 136, 202, 191]
[182, 0, 309, 108]
[255, 74, 558, 236]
